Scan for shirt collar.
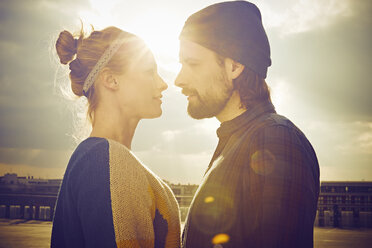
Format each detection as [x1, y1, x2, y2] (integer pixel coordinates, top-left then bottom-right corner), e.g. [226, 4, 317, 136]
[216, 101, 276, 139]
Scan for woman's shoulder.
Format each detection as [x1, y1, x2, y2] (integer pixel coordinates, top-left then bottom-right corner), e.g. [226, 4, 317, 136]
[68, 137, 142, 172]
[105, 139, 163, 187]
[105, 138, 145, 173]
[66, 137, 110, 176]
[70, 137, 109, 162]
[78, 136, 109, 153]
[105, 139, 134, 160]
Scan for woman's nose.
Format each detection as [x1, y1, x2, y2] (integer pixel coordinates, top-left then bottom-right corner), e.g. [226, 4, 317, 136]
[158, 75, 168, 91]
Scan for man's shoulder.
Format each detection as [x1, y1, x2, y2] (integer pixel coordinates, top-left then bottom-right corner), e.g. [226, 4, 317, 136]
[237, 112, 314, 153]
[233, 112, 312, 150]
[258, 112, 295, 128]
[242, 112, 298, 136]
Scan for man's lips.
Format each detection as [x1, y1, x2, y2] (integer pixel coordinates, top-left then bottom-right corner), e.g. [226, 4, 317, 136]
[181, 89, 197, 97]
[187, 95, 197, 101]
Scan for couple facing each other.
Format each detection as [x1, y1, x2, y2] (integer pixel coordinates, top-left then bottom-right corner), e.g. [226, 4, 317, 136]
[51, 1, 320, 248]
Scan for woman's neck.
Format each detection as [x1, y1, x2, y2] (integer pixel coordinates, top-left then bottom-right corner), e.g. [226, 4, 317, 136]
[90, 106, 139, 150]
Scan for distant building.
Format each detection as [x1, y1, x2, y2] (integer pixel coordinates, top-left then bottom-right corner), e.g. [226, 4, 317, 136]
[0, 173, 19, 184]
[161, 180, 199, 221]
[2, 173, 372, 227]
[316, 181, 372, 228]
[0, 173, 62, 194]
[166, 182, 198, 206]
[0, 174, 198, 221]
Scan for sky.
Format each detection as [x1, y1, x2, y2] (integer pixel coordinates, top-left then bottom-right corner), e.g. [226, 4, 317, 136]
[0, 0, 371, 184]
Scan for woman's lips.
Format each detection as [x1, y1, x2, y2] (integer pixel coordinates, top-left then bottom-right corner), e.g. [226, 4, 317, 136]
[153, 96, 162, 103]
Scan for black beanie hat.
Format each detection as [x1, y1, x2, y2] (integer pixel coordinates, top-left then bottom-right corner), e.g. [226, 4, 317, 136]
[180, 1, 271, 79]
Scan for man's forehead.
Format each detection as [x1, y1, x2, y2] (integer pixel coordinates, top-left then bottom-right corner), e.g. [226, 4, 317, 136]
[179, 39, 215, 60]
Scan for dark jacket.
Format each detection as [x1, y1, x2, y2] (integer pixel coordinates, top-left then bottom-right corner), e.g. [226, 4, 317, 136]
[182, 102, 320, 248]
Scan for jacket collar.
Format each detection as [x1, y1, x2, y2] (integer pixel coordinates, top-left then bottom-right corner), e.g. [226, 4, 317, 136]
[216, 101, 276, 139]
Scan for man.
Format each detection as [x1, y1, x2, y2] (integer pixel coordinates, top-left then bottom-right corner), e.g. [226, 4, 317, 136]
[175, 1, 320, 247]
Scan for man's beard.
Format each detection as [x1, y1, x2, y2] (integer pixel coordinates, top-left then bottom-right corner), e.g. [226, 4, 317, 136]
[187, 69, 233, 119]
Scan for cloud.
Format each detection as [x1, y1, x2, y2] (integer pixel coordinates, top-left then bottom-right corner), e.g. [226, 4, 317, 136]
[0, 163, 65, 179]
[266, 0, 372, 123]
[335, 122, 372, 155]
[157, 119, 218, 154]
[299, 120, 372, 181]
[0, 0, 91, 150]
[135, 149, 212, 184]
[0, 147, 72, 168]
[258, 0, 352, 36]
[132, 85, 219, 155]
[0, 0, 371, 184]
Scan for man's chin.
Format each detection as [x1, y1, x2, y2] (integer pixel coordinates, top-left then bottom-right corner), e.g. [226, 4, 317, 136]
[187, 105, 216, 120]
[188, 112, 208, 120]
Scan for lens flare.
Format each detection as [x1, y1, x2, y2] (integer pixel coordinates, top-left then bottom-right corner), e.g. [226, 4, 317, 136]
[212, 233, 230, 244]
[250, 149, 275, 175]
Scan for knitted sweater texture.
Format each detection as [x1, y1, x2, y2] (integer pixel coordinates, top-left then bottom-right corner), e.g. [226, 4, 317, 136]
[51, 137, 181, 248]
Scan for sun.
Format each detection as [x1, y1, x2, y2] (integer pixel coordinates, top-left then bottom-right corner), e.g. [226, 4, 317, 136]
[79, 0, 183, 74]
[126, 9, 181, 58]
[124, 8, 183, 75]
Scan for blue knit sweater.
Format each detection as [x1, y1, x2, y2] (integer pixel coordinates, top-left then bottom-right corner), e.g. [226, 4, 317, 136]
[51, 137, 180, 248]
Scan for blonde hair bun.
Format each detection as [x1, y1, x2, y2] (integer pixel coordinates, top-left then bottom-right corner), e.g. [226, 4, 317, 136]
[55, 26, 142, 122]
[56, 30, 78, 65]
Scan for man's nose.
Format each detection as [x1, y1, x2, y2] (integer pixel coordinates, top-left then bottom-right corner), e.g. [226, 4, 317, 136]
[174, 67, 186, 88]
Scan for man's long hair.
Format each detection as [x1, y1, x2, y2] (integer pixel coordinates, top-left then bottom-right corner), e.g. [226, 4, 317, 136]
[216, 55, 272, 109]
[233, 66, 272, 109]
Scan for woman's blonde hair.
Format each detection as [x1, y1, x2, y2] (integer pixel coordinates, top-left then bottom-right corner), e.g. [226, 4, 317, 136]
[55, 26, 141, 123]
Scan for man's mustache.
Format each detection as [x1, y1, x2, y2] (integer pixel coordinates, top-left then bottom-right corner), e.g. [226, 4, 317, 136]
[181, 88, 198, 96]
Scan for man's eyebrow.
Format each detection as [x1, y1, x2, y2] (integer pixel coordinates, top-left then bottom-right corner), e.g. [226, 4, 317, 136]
[179, 57, 201, 63]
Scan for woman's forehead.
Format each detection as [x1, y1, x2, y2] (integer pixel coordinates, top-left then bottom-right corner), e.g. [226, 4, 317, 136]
[129, 48, 156, 70]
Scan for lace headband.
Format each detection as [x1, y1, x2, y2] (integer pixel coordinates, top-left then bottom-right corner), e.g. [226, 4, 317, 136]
[82, 34, 126, 95]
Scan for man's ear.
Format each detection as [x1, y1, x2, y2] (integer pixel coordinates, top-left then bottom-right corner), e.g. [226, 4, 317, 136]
[231, 61, 245, 79]
[100, 68, 119, 91]
[225, 58, 245, 80]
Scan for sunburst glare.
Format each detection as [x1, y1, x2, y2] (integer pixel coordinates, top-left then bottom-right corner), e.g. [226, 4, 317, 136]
[79, 0, 183, 75]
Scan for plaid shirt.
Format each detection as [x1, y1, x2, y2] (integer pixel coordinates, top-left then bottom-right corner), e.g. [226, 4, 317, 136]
[182, 102, 320, 248]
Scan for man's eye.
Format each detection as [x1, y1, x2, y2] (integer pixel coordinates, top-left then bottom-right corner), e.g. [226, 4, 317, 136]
[187, 62, 199, 67]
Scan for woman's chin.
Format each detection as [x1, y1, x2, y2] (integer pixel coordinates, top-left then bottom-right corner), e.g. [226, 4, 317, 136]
[144, 108, 162, 119]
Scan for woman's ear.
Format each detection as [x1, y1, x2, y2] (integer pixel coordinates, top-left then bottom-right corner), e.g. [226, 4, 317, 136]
[225, 58, 245, 80]
[100, 68, 119, 91]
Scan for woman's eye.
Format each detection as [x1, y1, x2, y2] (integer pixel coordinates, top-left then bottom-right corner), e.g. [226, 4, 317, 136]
[146, 69, 155, 75]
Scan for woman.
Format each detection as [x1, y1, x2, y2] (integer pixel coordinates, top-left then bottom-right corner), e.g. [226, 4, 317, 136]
[51, 26, 180, 248]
